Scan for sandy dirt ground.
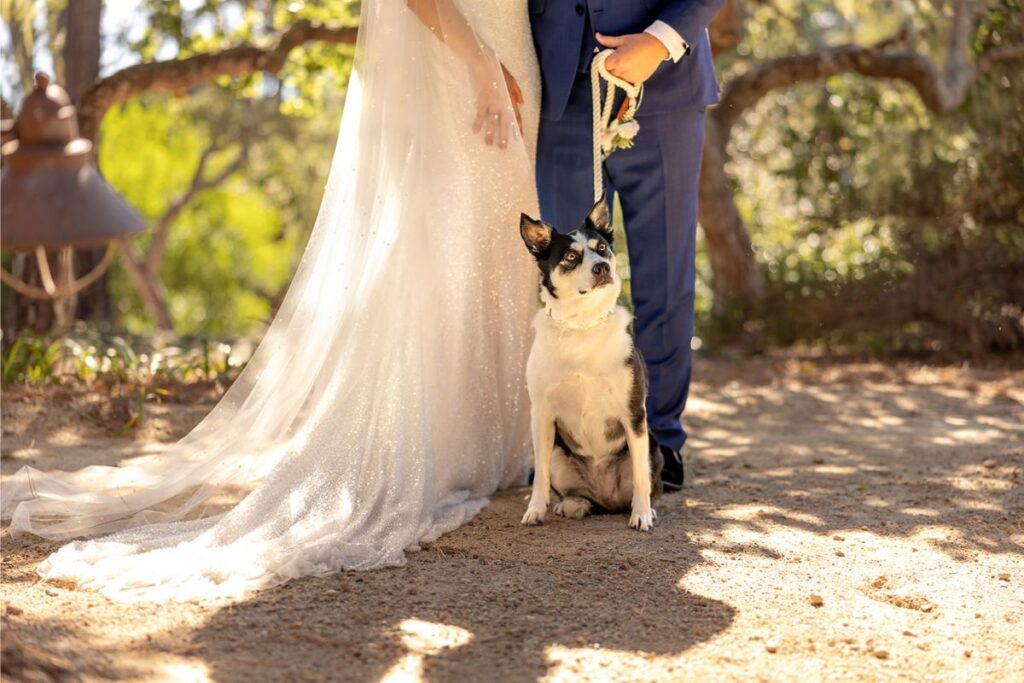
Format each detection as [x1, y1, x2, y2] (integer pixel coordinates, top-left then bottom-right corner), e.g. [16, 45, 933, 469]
[2, 357, 1023, 682]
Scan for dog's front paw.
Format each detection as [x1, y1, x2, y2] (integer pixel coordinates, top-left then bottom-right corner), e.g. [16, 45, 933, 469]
[521, 500, 548, 526]
[554, 496, 592, 519]
[629, 504, 656, 532]
[521, 507, 546, 525]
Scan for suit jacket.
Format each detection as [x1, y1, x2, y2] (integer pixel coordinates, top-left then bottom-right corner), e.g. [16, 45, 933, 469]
[529, 0, 723, 120]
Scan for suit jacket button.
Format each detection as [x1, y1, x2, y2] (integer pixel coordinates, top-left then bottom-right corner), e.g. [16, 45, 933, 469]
[575, 4, 585, 15]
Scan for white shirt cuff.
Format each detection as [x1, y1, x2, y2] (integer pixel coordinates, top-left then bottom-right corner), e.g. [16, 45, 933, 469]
[644, 20, 689, 63]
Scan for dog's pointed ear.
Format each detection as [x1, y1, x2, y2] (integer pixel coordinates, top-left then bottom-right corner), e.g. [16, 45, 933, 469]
[520, 213, 554, 257]
[585, 193, 614, 244]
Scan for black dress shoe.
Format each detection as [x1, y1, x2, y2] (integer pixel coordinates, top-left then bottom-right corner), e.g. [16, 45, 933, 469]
[659, 444, 685, 492]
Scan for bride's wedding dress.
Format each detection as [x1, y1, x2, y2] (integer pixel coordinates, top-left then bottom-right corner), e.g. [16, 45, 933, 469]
[1, 0, 541, 602]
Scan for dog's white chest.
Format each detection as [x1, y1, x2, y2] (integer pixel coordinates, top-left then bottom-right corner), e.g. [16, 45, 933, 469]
[545, 370, 627, 455]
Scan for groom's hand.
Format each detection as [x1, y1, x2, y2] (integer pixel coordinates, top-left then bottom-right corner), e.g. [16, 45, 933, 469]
[596, 32, 669, 85]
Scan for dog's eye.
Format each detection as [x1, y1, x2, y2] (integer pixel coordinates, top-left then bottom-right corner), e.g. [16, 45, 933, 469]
[565, 252, 578, 262]
[596, 243, 607, 253]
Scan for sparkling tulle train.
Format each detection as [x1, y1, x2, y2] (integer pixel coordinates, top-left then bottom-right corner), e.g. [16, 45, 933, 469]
[2, 0, 541, 602]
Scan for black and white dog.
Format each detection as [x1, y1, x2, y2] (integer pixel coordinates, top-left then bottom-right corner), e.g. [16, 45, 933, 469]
[519, 196, 663, 531]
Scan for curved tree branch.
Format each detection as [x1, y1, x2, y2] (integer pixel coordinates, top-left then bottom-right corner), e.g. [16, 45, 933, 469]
[146, 141, 250, 279]
[77, 20, 358, 141]
[978, 42, 1024, 68]
[65, 5, 1022, 321]
[713, 1, 1021, 139]
[698, 0, 1023, 313]
[714, 45, 981, 139]
[67, 19, 354, 330]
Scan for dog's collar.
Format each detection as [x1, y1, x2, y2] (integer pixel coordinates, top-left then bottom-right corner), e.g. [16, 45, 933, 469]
[544, 306, 615, 331]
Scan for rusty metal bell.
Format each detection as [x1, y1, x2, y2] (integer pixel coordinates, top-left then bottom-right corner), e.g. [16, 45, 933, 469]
[1, 73, 145, 251]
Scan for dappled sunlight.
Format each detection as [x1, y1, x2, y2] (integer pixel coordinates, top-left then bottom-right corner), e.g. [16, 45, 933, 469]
[380, 619, 474, 683]
[687, 443, 747, 458]
[1, 385, 212, 479]
[854, 415, 906, 428]
[754, 467, 818, 478]
[800, 387, 844, 404]
[3, 359, 1021, 680]
[951, 499, 1004, 512]
[678, 517, 1020, 672]
[695, 429, 755, 447]
[929, 386, 987, 402]
[815, 465, 860, 475]
[714, 504, 826, 528]
[932, 427, 1005, 446]
[543, 644, 684, 682]
[977, 415, 1024, 431]
[898, 507, 941, 517]
[684, 359, 1024, 566]
[151, 661, 213, 680]
[0, 0, 1019, 672]
[686, 395, 740, 417]
[0, 542, 230, 679]
[397, 618, 474, 654]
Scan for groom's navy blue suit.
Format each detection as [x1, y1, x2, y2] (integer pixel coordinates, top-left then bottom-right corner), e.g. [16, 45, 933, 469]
[531, 0, 723, 452]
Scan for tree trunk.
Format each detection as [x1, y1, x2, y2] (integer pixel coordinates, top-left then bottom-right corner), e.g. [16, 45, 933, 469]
[695, 0, 1018, 318]
[64, 0, 101, 104]
[3, 253, 57, 335]
[118, 240, 174, 332]
[3, 0, 37, 94]
[701, 0, 761, 314]
[3, 2, 62, 337]
[708, 0, 746, 55]
[65, 0, 113, 325]
[698, 117, 762, 314]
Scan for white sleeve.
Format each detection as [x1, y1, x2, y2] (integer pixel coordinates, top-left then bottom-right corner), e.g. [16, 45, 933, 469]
[644, 19, 689, 63]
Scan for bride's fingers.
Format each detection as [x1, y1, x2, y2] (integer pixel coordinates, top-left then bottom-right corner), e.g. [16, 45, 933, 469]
[473, 105, 486, 135]
[485, 110, 498, 146]
[499, 116, 510, 150]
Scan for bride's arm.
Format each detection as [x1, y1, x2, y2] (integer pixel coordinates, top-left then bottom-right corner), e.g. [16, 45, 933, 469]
[405, 0, 524, 148]
[405, 0, 491, 78]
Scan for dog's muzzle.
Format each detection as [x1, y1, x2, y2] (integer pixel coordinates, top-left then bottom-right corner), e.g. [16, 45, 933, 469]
[591, 261, 613, 288]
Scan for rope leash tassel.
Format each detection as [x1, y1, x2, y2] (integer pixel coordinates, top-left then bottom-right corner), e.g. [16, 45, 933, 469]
[590, 49, 643, 202]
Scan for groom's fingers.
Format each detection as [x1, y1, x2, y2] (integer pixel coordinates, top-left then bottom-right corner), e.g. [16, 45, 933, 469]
[596, 32, 626, 48]
[596, 33, 631, 79]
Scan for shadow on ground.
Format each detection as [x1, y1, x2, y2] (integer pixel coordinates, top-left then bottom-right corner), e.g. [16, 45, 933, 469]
[189, 494, 737, 682]
[2, 358, 1022, 681]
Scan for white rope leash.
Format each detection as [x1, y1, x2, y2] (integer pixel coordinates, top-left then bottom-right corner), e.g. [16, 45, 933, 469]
[590, 49, 643, 202]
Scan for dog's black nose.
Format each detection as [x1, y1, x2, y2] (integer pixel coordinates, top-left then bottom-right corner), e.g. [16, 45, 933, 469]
[592, 262, 610, 276]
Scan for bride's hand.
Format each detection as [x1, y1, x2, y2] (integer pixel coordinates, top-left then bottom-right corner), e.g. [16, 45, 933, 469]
[472, 64, 524, 150]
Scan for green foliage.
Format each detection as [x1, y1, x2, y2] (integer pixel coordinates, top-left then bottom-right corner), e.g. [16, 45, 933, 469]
[3, 0, 1019, 359]
[1, 322, 245, 386]
[1, 322, 246, 432]
[128, 0, 357, 110]
[93, 1, 356, 336]
[98, 97, 297, 335]
[701, 0, 1024, 356]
